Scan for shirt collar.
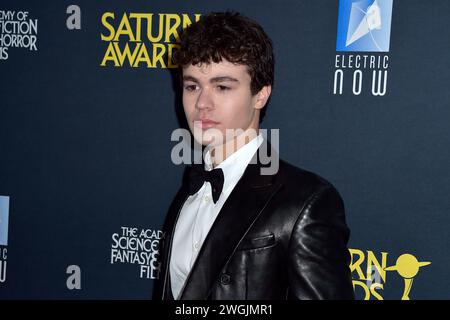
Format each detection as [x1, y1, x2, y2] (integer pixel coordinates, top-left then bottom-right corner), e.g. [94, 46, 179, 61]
[203, 133, 264, 193]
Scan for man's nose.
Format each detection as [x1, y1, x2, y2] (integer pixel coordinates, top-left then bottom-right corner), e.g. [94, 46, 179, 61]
[195, 88, 213, 110]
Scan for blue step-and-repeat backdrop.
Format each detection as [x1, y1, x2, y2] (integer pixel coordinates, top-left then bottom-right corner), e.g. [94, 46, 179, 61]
[1, 0, 449, 300]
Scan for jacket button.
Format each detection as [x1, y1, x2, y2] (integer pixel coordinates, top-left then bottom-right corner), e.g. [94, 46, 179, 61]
[220, 273, 231, 285]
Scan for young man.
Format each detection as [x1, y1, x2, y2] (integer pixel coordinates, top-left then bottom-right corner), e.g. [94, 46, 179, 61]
[153, 12, 354, 300]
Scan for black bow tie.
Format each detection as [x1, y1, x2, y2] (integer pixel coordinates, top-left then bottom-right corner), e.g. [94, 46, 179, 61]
[188, 164, 224, 204]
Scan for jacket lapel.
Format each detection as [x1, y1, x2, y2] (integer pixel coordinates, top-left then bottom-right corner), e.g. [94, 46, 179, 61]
[159, 184, 190, 300]
[179, 149, 282, 299]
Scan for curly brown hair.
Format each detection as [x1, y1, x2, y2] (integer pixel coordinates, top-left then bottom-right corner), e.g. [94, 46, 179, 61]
[173, 11, 275, 97]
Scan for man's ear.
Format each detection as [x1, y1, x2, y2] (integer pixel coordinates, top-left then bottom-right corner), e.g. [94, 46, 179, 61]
[254, 85, 272, 110]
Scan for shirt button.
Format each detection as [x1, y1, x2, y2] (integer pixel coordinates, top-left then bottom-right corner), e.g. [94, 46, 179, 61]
[220, 273, 231, 285]
[204, 195, 211, 203]
[193, 242, 200, 251]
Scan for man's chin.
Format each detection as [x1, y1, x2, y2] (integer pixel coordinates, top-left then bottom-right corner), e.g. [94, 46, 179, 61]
[191, 128, 226, 148]
[195, 137, 222, 148]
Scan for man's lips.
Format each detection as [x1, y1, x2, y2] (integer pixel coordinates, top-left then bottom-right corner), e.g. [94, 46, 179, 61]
[194, 119, 220, 129]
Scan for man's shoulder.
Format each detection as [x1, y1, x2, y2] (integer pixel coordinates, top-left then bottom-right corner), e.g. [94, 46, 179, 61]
[277, 159, 333, 187]
[266, 159, 347, 225]
[275, 158, 343, 202]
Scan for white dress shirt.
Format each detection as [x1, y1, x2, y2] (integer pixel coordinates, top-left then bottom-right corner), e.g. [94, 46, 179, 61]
[169, 133, 264, 299]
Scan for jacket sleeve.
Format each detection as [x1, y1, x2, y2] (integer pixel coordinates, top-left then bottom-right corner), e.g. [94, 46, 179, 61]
[287, 184, 355, 300]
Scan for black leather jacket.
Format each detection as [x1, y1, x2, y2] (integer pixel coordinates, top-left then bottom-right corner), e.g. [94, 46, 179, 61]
[153, 152, 354, 300]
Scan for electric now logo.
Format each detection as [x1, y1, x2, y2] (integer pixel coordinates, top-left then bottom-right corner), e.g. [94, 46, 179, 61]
[336, 0, 393, 52]
[0, 196, 9, 246]
[332, 0, 393, 95]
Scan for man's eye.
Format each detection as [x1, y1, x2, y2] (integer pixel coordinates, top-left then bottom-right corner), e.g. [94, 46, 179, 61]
[217, 85, 230, 91]
[184, 85, 197, 91]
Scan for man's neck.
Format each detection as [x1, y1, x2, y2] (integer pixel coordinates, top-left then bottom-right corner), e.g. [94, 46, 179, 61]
[209, 129, 259, 168]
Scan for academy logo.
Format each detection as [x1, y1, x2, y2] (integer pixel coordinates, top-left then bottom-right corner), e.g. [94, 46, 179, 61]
[0, 10, 38, 60]
[110, 226, 164, 280]
[336, 0, 393, 52]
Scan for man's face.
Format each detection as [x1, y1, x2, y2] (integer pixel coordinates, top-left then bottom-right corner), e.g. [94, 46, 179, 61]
[182, 59, 270, 147]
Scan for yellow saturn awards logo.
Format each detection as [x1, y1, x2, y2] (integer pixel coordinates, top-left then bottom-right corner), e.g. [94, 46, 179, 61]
[349, 249, 431, 300]
[384, 253, 431, 300]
